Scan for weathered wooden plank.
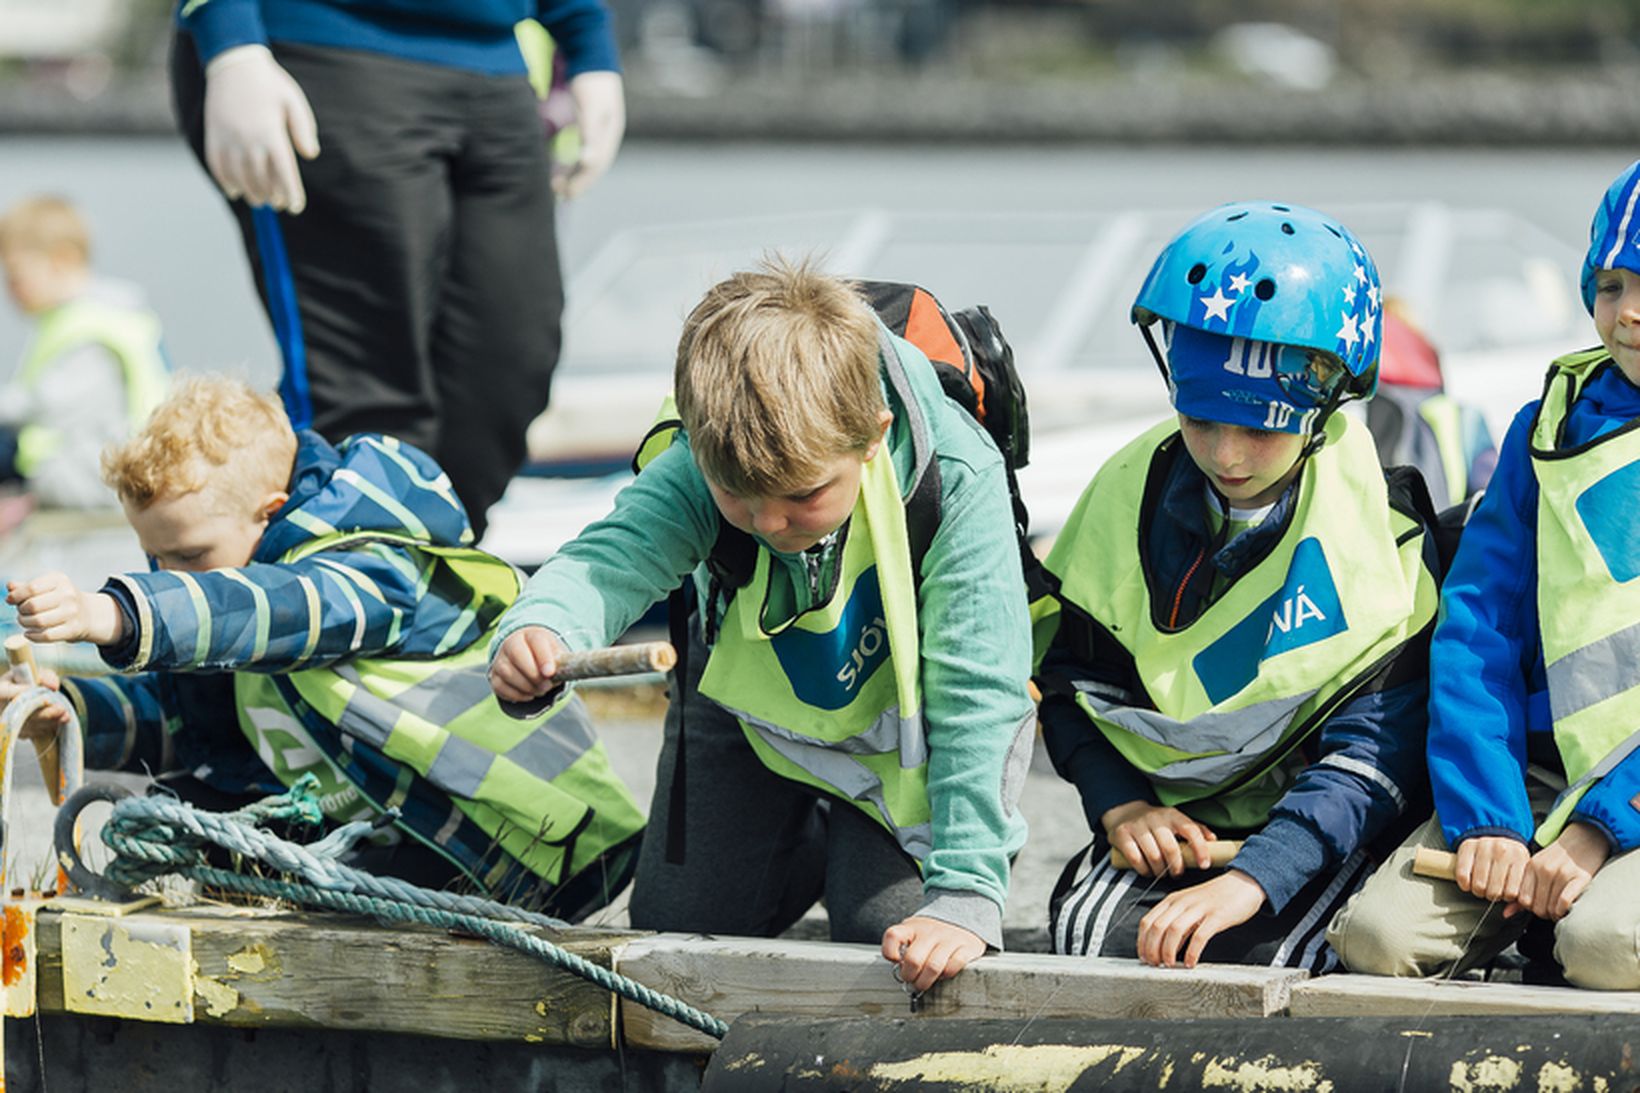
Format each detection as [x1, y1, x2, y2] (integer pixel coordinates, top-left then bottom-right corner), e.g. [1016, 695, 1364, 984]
[33, 906, 649, 1047]
[614, 935, 1310, 1054]
[1290, 974, 1640, 1017]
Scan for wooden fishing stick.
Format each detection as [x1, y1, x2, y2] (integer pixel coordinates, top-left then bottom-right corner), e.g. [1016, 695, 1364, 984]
[1411, 847, 1460, 881]
[554, 641, 677, 682]
[1110, 840, 1243, 871]
[5, 635, 62, 803]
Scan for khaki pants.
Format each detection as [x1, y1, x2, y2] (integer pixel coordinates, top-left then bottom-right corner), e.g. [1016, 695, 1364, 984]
[1327, 814, 1640, 989]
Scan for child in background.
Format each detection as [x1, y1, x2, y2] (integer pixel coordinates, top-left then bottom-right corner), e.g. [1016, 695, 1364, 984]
[0, 195, 168, 510]
[1363, 302, 1496, 511]
[1035, 203, 1439, 971]
[489, 259, 1035, 993]
[1327, 161, 1640, 990]
[3, 376, 643, 918]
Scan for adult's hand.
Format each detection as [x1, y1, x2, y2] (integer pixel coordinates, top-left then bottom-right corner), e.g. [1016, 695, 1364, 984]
[203, 44, 320, 214]
[555, 70, 625, 201]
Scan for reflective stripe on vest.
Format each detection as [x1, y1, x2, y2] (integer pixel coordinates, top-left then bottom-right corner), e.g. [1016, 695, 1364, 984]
[1044, 413, 1438, 830]
[1529, 349, 1640, 843]
[17, 297, 168, 476]
[234, 530, 645, 888]
[695, 334, 935, 862]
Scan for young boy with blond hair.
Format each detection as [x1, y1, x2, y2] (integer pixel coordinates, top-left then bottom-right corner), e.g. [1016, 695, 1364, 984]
[4, 375, 643, 917]
[1327, 161, 1640, 989]
[0, 195, 168, 509]
[490, 258, 1035, 991]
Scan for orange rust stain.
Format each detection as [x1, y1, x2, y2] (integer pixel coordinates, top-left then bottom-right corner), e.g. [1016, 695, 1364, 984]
[2, 904, 31, 985]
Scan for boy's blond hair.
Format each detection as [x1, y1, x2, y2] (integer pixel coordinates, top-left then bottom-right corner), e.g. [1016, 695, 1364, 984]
[102, 375, 297, 512]
[675, 257, 885, 497]
[0, 195, 91, 263]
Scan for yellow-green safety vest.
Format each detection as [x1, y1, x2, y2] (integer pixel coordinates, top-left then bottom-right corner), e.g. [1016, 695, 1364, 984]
[637, 333, 941, 862]
[1529, 348, 1640, 844]
[1418, 393, 1471, 507]
[234, 531, 645, 889]
[1038, 413, 1439, 830]
[16, 297, 168, 476]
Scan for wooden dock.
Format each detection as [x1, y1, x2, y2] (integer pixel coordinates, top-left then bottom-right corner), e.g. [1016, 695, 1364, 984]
[5, 898, 1640, 1091]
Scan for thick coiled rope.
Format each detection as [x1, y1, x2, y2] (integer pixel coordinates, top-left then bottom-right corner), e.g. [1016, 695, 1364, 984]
[64, 775, 728, 1040]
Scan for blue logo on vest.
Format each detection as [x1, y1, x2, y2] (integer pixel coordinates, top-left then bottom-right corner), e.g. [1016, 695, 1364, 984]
[770, 565, 891, 710]
[1192, 537, 1348, 705]
[1576, 461, 1640, 582]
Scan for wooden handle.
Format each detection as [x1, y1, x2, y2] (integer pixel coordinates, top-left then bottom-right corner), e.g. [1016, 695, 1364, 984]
[555, 641, 677, 682]
[1110, 840, 1243, 871]
[5, 634, 38, 686]
[1412, 847, 1458, 881]
[5, 634, 63, 803]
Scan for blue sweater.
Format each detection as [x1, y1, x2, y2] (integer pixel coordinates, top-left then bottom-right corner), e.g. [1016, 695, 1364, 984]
[1429, 361, 1640, 854]
[180, 0, 619, 77]
[1039, 439, 1430, 913]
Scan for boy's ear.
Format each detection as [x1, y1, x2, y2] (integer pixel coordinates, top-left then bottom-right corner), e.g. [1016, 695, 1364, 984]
[862, 409, 894, 462]
[257, 490, 290, 524]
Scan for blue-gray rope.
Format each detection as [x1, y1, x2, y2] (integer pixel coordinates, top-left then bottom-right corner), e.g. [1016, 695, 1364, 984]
[72, 777, 728, 1040]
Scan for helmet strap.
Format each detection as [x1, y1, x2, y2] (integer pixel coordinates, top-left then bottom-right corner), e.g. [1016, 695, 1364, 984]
[1302, 385, 1349, 458]
[1140, 324, 1172, 387]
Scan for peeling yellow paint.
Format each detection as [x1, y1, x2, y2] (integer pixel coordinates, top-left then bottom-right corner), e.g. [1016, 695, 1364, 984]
[724, 1052, 766, 1073]
[225, 943, 275, 977]
[870, 1044, 1146, 1089]
[1536, 1060, 1581, 1093]
[62, 916, 193, 1024]
[1400, 1030, 1435, 1039]
[534, 1000, 549, 1017]
[1202, 1055, 1330, 1092]
[193, 971, 240, 1018]
[1450, 1055, 1523, 1092]
[523, 1034, 544, 1044]
[1158, 1060, 1175, 1088]
[1593, 1078, 1608, 1093]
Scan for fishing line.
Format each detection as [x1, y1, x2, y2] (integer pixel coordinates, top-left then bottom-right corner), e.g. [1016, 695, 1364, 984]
[1007, 866, 1169, 1046]
[1393, 897, 1499, 1093]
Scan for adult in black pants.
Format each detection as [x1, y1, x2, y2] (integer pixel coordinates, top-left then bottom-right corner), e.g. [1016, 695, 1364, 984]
[169, 0, 625, 538]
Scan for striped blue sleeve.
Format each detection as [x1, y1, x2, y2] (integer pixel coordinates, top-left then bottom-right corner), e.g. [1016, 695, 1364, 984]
[63, 673, 173, 774]
[97, 541, 470, 673]
[1234, 676, 1429, 912]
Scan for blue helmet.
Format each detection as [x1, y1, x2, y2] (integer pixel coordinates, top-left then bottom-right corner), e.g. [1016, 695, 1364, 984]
[1582, 159, 1640, 314]
[1132, 202, 1383, 432]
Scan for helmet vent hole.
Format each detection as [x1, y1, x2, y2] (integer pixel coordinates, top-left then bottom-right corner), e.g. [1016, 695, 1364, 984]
[1280, 222, 1295, 235]
[1187, 263, 1207, 284]
[1254, 278, 1276, 300]
[1227, 211, 1249, 221]
[1272, 204, 1291, 212]
[1325, 225, 1342, 238]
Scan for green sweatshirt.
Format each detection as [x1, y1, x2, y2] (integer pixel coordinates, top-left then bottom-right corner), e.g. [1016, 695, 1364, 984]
[493, 330, 1034, 947]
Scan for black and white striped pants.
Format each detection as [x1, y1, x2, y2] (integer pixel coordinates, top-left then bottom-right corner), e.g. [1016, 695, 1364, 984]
[1048, 834, 1373, 973]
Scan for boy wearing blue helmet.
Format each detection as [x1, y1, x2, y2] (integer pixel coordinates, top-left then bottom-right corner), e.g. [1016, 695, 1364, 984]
[1327, 162, 1640, 989]
[1034, 203, 1440, 970]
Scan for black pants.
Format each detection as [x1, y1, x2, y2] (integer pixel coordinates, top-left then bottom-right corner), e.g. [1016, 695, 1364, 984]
[627, 632, 924, 943]
[171, 36, 563, 538]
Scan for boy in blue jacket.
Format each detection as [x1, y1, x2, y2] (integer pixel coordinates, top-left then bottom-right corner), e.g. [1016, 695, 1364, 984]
[1328, 162, 1640, 989]
[3, 376, 644, 919]
[1035, 203, 1438, 972]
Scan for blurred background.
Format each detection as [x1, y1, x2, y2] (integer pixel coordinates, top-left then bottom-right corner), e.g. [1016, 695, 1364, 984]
[1, 0, 1637, 558]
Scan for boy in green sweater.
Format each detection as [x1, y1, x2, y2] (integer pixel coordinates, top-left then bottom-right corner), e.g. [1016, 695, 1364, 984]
[489, 259, 1034, 990]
